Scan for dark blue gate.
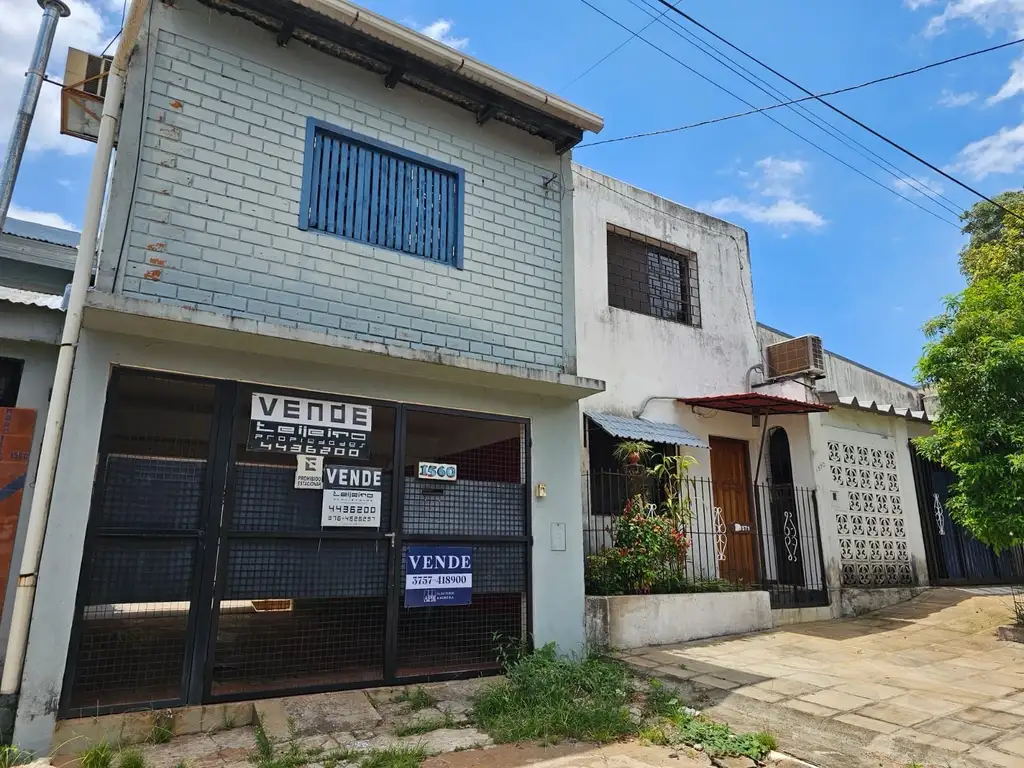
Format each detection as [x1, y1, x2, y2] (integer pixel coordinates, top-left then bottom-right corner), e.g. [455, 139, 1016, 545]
[910, 442, 1024, 585]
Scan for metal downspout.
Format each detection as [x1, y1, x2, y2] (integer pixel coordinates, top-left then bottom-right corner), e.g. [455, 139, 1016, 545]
[0, 0, 71, 228]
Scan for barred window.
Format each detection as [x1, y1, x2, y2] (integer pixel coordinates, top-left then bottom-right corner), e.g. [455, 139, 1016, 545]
[606, 225, 700, 327]
[299, 118, 464, 268]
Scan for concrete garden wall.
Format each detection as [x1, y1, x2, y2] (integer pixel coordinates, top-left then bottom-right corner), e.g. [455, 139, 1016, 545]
[584, 592, 772, 649]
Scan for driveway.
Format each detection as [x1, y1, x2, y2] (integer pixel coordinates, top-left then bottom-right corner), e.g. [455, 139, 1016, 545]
[625, 587, 1024, 768]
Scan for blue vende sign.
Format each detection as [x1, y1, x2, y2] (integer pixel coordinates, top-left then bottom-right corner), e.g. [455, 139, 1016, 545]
[404, 546, 472, 608]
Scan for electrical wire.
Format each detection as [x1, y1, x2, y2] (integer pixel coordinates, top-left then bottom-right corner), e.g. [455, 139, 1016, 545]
[652, 0, 1024, 226]
[620, 0, 965, 218]
[100, 0, 129, 58]
[575, 0, 960, 227]
[578, 36, 1024, 148]
[559, 0, 678, 91]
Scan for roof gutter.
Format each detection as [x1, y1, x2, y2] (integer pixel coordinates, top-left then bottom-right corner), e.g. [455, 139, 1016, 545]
[291, 0, 604, 135]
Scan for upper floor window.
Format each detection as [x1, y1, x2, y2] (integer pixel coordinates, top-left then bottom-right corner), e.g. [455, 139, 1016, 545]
[0, 357, 24, 407]
[606, 225, 700, 327]
[299, 118, 464, 268]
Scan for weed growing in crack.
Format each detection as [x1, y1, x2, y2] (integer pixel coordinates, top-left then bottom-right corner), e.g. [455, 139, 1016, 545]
[358, 746, 426, 768]
[392, 710, 456, 737]
[395, 687, 436, 712]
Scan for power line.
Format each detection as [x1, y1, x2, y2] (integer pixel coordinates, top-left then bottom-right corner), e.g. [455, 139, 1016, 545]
[653, 0, 1024, 226]
[559, 0, 678, 91]
[579, 36, 1024, 148]
[100, 0, 129, 58]
[574, 0, 960, 227]
[626, 0, 963, 220]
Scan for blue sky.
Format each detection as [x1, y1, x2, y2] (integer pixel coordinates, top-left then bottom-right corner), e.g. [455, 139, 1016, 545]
[3, 0, 1024, 382]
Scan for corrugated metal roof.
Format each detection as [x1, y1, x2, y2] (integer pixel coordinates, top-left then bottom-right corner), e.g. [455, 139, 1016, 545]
[0, 285, 64, 310]
[3, 218, 80, 249]
[818, 392, 930, 423]
[585, 411, 708, 449]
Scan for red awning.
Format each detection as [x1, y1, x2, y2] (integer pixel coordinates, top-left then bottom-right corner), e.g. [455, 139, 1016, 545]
[677, 393, 831, 415]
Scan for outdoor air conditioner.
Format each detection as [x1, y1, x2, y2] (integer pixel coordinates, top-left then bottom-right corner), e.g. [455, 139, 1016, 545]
[765, 335, 825, 380]
[60, 48, 113, 144]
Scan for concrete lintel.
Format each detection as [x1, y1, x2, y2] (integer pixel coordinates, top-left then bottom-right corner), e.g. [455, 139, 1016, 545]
[83, 292, 606, 399]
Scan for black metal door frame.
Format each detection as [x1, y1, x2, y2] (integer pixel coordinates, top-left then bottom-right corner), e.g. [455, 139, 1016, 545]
[64, 368, 534, 714]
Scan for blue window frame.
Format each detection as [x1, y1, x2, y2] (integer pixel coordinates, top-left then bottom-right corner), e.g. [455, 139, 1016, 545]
[299, 117, 465, 268]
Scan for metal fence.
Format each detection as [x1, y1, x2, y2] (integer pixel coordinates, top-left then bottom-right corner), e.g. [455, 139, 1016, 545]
[582, 472, 828, 608]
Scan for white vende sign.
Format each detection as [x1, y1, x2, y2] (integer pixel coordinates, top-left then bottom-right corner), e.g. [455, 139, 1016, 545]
[321, 466, 383, 528]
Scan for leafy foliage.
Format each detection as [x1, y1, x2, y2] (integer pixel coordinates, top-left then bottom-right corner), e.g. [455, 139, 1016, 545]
[959, 191, 1024, 264]
[916, 274, 1024, 549]
[585, 495, 689, 594]
[395, 686, 436, 712]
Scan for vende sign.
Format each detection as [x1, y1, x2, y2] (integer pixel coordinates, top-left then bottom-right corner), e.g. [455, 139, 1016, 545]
[405, 546, 472, 608]
[248, 392, 372, 458]
[251, 393, 372, 430]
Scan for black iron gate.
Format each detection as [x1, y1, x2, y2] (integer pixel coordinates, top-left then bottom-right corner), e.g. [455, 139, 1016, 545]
[63, 369, 530, 717]
[909, 442, 1024, 586]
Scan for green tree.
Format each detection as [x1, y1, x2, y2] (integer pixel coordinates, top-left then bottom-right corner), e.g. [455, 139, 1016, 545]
[916, 274, 1024, 549]
[958, 191, 1024, 280]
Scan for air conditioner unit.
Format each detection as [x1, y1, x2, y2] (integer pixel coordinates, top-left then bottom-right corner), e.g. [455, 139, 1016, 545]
[765, 335, 825, 380]
[60, 48, 113, 144]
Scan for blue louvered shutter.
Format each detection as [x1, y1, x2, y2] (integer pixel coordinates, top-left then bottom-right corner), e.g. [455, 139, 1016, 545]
[301, 122, 462, 267]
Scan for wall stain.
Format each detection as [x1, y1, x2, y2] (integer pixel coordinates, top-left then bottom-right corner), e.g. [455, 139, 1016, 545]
[143, 269, 162, 281]
[145, 242, 166, 252]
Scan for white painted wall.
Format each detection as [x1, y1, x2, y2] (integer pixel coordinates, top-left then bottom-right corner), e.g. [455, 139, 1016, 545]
[14, 325, 587, 752]
[573, 166, 761, 416]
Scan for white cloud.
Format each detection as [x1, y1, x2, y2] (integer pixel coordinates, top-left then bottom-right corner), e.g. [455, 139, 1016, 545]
[8, 203, 75, 229]
[912, 1, 1024, 106]
[700, 197, 825, 229]
[417, 19, 469, 50]
[904, 0, 939, 8]
[699, 156, 825, 231]
[951, 121, 1024, 177]
[0, 0, 112, 157]
[892, 174, 946, 196]
[937, 88, 978, 107]
[989, 56, 1024, 102]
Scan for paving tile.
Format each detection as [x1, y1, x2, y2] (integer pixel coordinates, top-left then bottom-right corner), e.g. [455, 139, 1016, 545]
[888, 693, 963, 717]
[779, 699, 839, 718]
[747, 677, 821, 697]
[832, 681, 905, 701]
[732, 685, 784, 703]
[955, 707, 1024, 730]
[918, 718, 1003, 744]
[655, 665, 697, 681]
[626, 656, 661, 668]
[996, 736, 1024, 757]
[857, 703, 931, 727]
[904, 730, 972, 754]
[978, 698, 1024, 714]
[691, 674, 739, 690]
[966, 746, 1024, 768]
[713, 667, 769, 686]
[797, 689, 874, 712]
[781, 671, 847, 688]
[833, 713, 901, 734]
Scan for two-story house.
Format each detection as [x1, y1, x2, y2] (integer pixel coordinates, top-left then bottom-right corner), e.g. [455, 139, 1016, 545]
[10, 0, 604, 750]
[571, 166, 951, 646]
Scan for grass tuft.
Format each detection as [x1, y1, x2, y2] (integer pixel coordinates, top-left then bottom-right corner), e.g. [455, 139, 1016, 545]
[358, 746, 426, 768]
[472, 643, 635, 744]
[117, 749, 147, 768]
[395, 687, 436, 713]
[392, 710, 456, 738]
[0, 745, 31, 768]
[80, 743, 116, 768]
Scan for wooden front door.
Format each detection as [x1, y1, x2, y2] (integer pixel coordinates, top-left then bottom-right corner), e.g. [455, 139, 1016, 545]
[709, 436, 758, 584]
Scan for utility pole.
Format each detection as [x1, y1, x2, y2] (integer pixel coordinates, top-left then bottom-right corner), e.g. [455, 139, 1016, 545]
[0, 0, 71, 229]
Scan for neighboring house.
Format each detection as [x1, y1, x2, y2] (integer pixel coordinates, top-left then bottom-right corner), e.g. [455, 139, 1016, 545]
[0, 220, 75, 682]
[571, 165, 1013, 641]
[12, 0, 603, 752]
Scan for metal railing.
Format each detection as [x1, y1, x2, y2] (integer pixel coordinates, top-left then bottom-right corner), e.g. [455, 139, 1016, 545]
[582, 472, 828, 609]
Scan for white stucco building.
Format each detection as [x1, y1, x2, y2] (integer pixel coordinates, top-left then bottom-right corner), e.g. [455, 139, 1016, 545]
[572, 165, 948, 629]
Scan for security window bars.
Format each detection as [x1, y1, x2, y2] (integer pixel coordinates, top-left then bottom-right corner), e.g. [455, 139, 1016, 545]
[299, 118, 464, 268]
[606, 225, 700, 327]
